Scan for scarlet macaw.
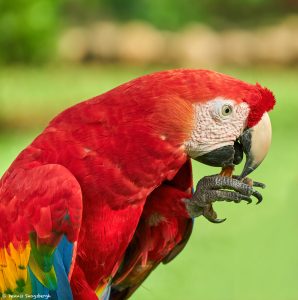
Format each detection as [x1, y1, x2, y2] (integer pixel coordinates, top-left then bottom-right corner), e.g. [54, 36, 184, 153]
[0, 69, 275, 299]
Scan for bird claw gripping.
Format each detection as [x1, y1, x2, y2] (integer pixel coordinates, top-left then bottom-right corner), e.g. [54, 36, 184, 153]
[185, 175, 266, 223]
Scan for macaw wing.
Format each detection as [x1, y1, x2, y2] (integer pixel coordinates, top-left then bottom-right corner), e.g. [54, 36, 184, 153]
[0, 164, 82, 298]
[162, 158, 194, 264]
[162, 218, 193, 264]
[110, 159, 194, 299]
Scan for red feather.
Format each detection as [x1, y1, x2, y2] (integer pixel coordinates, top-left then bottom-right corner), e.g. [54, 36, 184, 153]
[0, 69, 275, 298]
[111, 160, 193, 299]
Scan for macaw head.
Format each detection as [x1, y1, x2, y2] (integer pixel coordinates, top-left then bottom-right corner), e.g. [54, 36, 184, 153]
[118, 69, 275, 178]
[179, 70, 276, 178]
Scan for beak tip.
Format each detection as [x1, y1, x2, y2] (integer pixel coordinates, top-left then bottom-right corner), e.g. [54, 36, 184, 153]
[239, 165, 256, 179]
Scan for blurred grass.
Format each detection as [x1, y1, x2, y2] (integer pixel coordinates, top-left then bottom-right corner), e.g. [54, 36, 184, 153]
[0, 65, 297, 300]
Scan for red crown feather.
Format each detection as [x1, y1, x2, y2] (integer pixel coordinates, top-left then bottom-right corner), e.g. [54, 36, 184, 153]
[116, 69, 276, 129]
[244, 83, 276, 127]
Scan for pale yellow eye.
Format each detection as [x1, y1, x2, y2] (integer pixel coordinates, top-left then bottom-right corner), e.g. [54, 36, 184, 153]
[221, 104, 233, 116]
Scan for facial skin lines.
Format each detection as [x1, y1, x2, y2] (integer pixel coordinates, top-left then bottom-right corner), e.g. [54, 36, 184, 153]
[184, 98, 250, 158]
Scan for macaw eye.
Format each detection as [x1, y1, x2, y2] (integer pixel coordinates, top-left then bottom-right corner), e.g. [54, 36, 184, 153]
[221, 104, 233, 116]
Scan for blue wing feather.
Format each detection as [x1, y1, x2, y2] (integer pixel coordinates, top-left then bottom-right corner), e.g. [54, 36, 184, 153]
[101, 284, 111, 300]
[56, 235, 75, 277]
[28, 235, 75, 300]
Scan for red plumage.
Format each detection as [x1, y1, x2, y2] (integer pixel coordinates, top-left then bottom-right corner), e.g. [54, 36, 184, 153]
[111, 159, 193, 299]
[0, 69, 274, 299]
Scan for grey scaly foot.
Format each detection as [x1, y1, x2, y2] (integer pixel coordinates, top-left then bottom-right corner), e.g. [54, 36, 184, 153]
[185, 175, 266, 223]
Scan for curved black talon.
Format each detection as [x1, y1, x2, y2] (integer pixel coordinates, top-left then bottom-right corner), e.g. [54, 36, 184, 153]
[208, 217, 227, 224]
[253, 181, 266, 189]
[186, 174, 266, 220]
[236, 193, 252, 204]
[252, 190, 263, 204]
[201, 205, 227, 224]
[232, 176, 266, 189]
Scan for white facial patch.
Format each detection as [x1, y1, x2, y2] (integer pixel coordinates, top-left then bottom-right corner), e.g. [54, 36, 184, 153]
[184, 98, 250, 158]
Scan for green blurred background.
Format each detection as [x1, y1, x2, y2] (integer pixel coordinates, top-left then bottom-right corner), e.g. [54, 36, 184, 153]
[0, 1, 298, 300]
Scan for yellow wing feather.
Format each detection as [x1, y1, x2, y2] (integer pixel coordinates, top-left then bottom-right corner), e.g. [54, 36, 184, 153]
[0, 243, 31, 295]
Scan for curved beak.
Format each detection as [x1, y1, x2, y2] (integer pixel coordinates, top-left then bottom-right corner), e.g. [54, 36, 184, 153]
[239, 112, 272, 179]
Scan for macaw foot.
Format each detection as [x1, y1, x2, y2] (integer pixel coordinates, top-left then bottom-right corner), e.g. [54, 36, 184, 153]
[185, 175, 266, 223]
